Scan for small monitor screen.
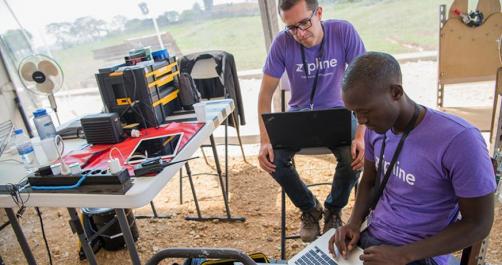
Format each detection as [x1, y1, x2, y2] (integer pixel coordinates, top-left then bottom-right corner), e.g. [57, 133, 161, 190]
[127, 133, 183, 164]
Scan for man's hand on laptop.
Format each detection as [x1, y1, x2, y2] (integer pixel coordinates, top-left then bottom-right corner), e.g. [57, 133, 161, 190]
[351, 136, 364, 171]
[258, 143, 276, 173]
[360, 245, 408, 265]
[329, 222, 360, 259]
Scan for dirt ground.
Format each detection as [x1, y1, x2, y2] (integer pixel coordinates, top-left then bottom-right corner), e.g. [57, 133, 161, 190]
[0, 153, 501, 265]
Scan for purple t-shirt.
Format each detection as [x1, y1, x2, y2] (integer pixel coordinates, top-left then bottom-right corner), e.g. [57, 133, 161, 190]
[364, 107, 496, 265]
[263, 20, 365, 110]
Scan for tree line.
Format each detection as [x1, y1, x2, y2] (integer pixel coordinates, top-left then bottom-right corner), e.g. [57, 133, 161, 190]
[43, 2, 259, 49]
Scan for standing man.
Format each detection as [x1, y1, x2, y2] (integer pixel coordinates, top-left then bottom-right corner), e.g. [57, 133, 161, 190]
[330, 52, 495, 265]
[258, 0, 366, 242]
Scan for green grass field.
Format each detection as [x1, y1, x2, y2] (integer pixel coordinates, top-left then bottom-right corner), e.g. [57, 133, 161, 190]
[51, 0, 451, 88]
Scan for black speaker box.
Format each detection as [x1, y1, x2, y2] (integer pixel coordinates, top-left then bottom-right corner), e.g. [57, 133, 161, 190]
[81, 113, 124, 144]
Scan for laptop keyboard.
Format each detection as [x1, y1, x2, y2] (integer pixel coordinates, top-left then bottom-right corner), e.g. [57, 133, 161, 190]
[294, 246, 338, 265]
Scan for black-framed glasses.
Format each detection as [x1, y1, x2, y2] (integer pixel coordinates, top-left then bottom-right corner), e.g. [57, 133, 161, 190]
[285, 8, 317, 34]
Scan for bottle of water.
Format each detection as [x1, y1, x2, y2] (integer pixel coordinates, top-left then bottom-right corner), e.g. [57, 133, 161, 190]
[14, 129, 38, 173]
[33, 108, 56, 140]
[33, 108, 59, 163]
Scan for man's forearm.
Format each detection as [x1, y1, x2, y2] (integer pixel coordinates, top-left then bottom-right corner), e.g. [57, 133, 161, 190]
[355, 124, 366, 140]
[348, 171, 375, 227]
[398, 195, 494, 263]
[399, 217, 491, 262]
[258, 95, 272, 144]
[257, 75, 278, 144]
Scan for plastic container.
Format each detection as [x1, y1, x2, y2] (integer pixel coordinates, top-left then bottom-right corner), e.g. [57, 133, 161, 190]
[81, 208, 139, 251]
[33, 108, 56, 140]
[152, 49, 169, 62]
[14, 129, 38, 172]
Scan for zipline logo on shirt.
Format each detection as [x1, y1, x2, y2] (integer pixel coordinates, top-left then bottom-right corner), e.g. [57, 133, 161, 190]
[375, 156, 416, 186]
[296, 58, 338, 75]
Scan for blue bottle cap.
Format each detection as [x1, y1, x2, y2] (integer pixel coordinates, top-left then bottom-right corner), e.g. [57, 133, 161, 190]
[152, 49, 169, 62]
[33, 108, 47, 118]
[15, 129, 23, 135]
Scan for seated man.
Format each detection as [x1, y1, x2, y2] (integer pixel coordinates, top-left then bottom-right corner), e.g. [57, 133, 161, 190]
[329, 52, 496, 265]
[258, 0, 366, 242]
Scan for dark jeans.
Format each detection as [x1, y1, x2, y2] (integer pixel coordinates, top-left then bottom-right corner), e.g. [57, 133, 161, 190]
[270, 114, 360, 213]
[359, 231, 438, 265]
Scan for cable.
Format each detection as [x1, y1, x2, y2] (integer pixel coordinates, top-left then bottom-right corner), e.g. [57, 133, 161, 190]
[8, 177, 30, 218]
[109, 147, 125, 161]
[138, 100, 161, 128]
[130, 102, 151, 128]
[53, 135, 70, 175]
[35, 207, 53, 265]
[118, 68, 151, 128]
[126, 68, 138, 101]
[30, 173, 89, 190]
[54, 135, 65, 155]
[119, 67, 159, 129]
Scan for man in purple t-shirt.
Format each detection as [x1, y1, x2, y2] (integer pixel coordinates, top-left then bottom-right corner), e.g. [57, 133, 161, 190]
[329, 52, 496, 265]
[257, 0, 366, 242]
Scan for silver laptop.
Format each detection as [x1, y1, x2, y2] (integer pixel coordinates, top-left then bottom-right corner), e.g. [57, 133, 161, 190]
[288, 229, 364, 265]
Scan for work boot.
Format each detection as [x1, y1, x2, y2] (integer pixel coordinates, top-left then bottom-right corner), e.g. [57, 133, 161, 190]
[323, 208, 343, 234]
[299, 199, 323, 242]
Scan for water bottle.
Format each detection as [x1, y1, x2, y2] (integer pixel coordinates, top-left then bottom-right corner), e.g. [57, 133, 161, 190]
[33, 108, 59, 162]
[33, 108, 56, 140]
[14, 129, 38, 173]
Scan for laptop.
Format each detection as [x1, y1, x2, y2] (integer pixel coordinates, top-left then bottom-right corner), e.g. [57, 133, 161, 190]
[262, 109, 352, 150]
[288, 228, 363, 265]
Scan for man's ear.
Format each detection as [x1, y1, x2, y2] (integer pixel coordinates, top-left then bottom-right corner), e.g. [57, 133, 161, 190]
[390, 84, 403, 100]
[317, 6, 323, 19]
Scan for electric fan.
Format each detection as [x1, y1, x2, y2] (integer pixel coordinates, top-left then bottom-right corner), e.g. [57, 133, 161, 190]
[18, 54, 64, 124]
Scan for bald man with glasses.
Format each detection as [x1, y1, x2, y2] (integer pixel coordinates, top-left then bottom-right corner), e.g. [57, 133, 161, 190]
[258, 0, 366, 242]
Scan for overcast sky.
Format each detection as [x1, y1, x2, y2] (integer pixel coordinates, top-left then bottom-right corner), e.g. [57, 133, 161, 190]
[1, 0, 253, 46]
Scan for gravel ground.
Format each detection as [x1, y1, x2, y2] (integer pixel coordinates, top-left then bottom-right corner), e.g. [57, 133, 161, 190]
[1, 61, 499, 264]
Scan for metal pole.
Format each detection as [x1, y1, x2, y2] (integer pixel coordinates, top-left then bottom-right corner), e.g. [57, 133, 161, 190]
[151, 16, 164, 50]
[115, 209, 141, 265]
[225, 117, 229, 197]
[67, 208, 97, 265]
[280, 190, 286, 260]
[5, 208, 37, 265]
[179, 168, 183, 204]
[210, 134, 231, 218]
[149, 201, 159, 218]
[185, 163, 202, 218]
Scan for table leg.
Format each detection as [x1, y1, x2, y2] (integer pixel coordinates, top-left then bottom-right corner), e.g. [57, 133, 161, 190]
[210, 134, 231, 218]
[184, 135, 245, 222]
[67, 208, 97, 265]
[115, 209, 141, 265]
[225, 117, 229, 198]
[5, 208, 37, 265]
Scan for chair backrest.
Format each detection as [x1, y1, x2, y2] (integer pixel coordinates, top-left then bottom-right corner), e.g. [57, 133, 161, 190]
[191, 58, 220, 79]
[190, 57, 226, 101]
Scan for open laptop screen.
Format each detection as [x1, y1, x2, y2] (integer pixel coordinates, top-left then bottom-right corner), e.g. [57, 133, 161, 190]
[262, 108, 352, 150]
